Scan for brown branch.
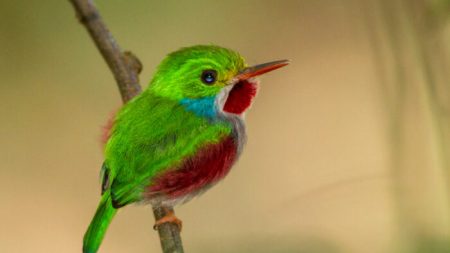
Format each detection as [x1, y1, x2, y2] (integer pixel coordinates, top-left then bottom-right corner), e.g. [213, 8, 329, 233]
[68, 0, 184, 252]
[69, 0, 141, 103]
[153, 207, 185, 253]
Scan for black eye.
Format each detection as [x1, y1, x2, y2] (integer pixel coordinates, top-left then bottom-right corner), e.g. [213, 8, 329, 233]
[201, 69, 217, 85]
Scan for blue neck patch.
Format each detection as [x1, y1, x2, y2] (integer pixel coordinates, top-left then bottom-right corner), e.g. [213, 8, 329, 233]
[180, 96, 217, 119]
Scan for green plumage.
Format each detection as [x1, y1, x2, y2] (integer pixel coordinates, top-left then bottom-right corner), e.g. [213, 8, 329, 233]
[83, 190, 116, 253]
[83, 45, 246, 253]
[105, 90, 233, 206]
[83, 44, 290, 253]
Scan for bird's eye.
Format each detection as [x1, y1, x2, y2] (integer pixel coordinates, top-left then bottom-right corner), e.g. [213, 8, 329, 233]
[201, 70, 217, 85]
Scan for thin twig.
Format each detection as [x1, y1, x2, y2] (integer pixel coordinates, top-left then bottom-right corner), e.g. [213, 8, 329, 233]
[153, 207, 185, 253]
[69, 0, 141, 103]
[68, 0, 184, 252]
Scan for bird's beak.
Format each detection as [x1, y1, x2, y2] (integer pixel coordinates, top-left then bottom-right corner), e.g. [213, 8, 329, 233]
[234, 59, 289, 81]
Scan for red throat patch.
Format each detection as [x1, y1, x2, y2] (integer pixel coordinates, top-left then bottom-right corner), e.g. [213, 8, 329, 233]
[223, 80, 258, 114]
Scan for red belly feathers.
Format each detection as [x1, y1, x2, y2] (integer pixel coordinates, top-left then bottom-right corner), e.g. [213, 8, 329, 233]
[147, 135, 237, 199]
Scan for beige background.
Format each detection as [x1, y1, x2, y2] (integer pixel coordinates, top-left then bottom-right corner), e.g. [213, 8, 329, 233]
[1, 0, 449, 252]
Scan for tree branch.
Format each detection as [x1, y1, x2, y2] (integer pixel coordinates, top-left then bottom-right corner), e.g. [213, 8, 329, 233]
[153, 207, 185, 253]
[68, 0, 184, 252]
[69, 0, 141, 103]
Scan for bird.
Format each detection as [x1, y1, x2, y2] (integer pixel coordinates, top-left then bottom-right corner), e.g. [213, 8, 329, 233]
[83, 45, 288, 253]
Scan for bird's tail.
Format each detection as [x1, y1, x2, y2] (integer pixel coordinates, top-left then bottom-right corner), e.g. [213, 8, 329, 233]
[83, 190, 117, 253]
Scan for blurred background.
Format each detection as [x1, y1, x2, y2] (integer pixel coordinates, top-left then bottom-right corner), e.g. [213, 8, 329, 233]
[1, 0, 450, 252]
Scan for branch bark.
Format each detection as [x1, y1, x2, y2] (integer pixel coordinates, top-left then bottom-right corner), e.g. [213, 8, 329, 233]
[69, 0, 141, 103]
[68, 0, 184, 252]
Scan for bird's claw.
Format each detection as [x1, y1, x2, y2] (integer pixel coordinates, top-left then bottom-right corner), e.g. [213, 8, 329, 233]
[153, 210, 183, 231]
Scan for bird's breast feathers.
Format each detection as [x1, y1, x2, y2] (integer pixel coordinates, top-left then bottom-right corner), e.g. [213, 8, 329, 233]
[144, 88, 250, 206]
[144, 134, 238, 206]
[104, 89, 249, 206]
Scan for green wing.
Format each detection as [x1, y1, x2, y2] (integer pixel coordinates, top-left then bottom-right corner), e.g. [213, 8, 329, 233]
[103, 91, 231, 207]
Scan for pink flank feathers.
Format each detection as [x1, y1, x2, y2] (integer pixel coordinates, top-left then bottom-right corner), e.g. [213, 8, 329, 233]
[100, 110, 118, 146]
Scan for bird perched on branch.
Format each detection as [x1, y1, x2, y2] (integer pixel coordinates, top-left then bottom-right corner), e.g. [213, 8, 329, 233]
[83, 45, 288, 253]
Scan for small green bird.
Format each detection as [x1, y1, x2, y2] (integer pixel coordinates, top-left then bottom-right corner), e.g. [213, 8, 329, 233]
[83, 45, 288, 253]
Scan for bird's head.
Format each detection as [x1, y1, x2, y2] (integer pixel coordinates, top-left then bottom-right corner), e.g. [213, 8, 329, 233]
[149, 45, 288, 116]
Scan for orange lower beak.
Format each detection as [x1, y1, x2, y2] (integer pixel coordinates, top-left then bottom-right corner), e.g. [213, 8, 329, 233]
[235, 59, 289, 81]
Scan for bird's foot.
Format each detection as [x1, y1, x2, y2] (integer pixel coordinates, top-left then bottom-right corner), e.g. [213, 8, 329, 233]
[153, 209, 183, 231]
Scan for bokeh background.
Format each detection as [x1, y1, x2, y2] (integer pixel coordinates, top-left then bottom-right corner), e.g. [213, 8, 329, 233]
[1, 0, 450, 252]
